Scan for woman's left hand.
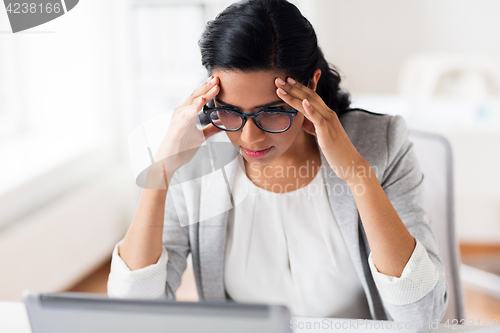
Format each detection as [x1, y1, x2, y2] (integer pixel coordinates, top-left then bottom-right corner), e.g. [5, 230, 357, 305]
[275, 77, 368, 182]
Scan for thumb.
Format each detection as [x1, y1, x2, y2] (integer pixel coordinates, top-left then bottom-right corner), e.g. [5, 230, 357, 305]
[202, 123, 223, 139]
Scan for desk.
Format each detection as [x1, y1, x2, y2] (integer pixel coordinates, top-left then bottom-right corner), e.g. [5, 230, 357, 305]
[0, 302, 31, 333]
[1, 301, 491, 333]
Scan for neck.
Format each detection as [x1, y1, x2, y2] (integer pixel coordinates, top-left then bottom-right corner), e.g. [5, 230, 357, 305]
[278, 130, 319, 167]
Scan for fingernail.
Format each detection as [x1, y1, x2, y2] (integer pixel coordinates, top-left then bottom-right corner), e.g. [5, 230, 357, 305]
[206, 76, 213, 83]
[210, 76, 217, 84]
[277, 78, 286, 86]
[278, 88, 287, 95]
[304, 99, 311, 107]
[287, 77, 296, 85]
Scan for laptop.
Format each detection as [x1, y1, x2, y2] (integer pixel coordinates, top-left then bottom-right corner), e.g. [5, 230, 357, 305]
[23, 290, 292, 333]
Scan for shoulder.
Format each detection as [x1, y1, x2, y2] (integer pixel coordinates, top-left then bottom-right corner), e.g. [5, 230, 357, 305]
[339, 109, 411, 179]
[339, 108, 409, 143]
[338, 108, 400, 132]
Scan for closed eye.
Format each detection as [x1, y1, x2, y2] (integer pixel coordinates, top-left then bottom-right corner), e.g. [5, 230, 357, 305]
[262, 106, 289, 111]
[262, 111, 283, 118]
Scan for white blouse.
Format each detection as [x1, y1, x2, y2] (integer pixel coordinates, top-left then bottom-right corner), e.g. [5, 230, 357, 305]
[224, 163, 372, 319]
[107, 163, 441, 315]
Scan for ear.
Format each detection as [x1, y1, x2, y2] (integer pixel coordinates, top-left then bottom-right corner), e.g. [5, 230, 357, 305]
[309, 68, 322, 92]
[301, 117, 317, 136]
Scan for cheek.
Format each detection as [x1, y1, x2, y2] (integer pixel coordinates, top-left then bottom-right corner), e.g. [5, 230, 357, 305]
[286, 113, 305, 136]
[271, 118, 305, 146]
[293, 113, 305, 127]
[284, 115, 305, 141]
[225, 132, 239, 144]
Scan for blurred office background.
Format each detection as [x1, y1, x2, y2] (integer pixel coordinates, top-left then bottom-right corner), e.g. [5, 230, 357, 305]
[0, 0, 499, 321]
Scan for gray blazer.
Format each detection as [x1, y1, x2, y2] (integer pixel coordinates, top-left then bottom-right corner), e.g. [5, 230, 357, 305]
[161, 109, 448, 328]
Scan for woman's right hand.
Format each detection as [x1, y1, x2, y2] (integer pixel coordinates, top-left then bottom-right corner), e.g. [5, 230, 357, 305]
[145, 76, 222, 188]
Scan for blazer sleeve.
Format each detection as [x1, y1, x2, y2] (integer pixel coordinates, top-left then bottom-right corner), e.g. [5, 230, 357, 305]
[376, 114, 449, 327]
[161, 178, 191, 300]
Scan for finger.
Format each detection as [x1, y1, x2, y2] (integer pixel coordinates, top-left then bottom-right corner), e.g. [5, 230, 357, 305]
[194, 76, 218, 98]
[188, 84, 220, 118]
[183, 79, 211, 107]
[275, 83, 309, 114]
[302, 98, 328, 133]
[275, 77, 308, 102]
[276, 85, 307, 116]
[181, 76, 219, 107]
[203, 83, 220, 103]
[175, 96, 206, 131]
[301, 98, 317, 136]
[280, 77, 310, 100]
[277, 78, 333, 122]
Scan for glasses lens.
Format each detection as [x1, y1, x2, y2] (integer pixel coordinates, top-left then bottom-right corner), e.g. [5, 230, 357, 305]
[210, 109, 243, 130]
[256, 111, 291, 132]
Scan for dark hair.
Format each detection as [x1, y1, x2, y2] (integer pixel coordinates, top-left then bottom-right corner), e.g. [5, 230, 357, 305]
[199, 0, 351, 116]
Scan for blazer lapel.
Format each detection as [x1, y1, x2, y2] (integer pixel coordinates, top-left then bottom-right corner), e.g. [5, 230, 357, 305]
[198, 141, 240, 300]
[315, 130, 383, 319]
[317, 145, 366, 280]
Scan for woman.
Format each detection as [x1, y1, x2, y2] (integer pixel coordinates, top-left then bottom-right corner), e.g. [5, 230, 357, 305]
[108, 0, 448, 327]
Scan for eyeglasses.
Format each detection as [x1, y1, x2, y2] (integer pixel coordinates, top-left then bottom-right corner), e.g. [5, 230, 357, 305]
[202, 77, 311, 133]
[203, 103, 298, 133]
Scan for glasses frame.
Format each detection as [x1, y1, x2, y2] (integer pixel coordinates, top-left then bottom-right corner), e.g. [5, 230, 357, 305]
[203, 105, 298, 133]
[202, 77, 311, 133]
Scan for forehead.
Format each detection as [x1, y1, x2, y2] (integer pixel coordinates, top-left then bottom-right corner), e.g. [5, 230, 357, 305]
[212, 69, 288, 108]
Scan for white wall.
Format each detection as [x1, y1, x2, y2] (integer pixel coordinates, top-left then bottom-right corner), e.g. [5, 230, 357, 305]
[310, 1, 500, 244]
[311, 0, 500, 94]
[0, 0, 139, 300]
[0, 166, 130, 302]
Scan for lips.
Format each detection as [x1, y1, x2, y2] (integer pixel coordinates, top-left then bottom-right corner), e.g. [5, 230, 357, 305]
[241, 146, 272, 159]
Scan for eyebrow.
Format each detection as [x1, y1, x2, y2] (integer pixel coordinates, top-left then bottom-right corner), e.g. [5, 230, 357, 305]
[214, 98, 287, 110]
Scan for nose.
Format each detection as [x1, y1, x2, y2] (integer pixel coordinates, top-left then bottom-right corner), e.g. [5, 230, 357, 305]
[239, 118, 266, 145]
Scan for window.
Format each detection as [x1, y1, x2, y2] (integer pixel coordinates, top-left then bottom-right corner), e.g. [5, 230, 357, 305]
[128, 0, 315, 179]
[0, 37, 22, 139]
[132, 1, 231, 124]
[0, 1, 123, 228]
[131, 0, 315, 124]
